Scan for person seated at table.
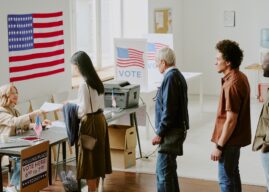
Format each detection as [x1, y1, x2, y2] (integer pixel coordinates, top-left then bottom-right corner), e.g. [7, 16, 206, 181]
[0, 84, 48, 192]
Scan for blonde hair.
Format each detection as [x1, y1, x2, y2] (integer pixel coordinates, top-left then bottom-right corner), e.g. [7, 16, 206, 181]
[155, 47, 176, 66]
[0, 84, 18, 107]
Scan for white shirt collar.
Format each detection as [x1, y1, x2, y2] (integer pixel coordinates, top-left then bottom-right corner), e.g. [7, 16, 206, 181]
[164, 66, 177, 76]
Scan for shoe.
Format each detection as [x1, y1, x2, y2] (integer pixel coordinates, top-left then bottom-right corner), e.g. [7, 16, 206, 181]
[5, 186, 17, 192]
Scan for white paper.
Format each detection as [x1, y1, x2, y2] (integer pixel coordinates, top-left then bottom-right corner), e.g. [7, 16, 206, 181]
[156, 12, 164, 28]
[40, 102, 63, 112]
[47, 120, 65, 128]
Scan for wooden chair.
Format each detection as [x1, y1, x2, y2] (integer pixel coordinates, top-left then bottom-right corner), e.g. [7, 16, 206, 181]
[29, 95, 55, 121]
[52, 91, 69, 121]
[52, 88, 78, 120]
[67, 88, 78, 100]
[16, 100, 31, 115]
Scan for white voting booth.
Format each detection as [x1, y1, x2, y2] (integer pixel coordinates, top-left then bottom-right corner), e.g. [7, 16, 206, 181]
[114, 35, 173, 138]
[114, 35, 203, 139]
[144, 34, 173, 90]
[114, 34, 173, 91]
[114, 38, 148, 90]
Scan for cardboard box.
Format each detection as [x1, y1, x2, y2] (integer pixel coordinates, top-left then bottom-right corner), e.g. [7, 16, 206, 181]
[108, 124, 137, 150]
[110, 148, 136, 169]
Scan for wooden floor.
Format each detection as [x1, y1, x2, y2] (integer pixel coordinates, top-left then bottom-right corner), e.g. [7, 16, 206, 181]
[36, 171, 268, 192]
[3, 169, 266, 192]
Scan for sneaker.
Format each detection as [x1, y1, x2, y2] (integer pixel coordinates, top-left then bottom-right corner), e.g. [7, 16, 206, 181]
[5, 186, 17, 192]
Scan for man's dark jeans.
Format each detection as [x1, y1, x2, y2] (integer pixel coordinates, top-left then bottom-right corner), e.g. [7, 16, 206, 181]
[218, 146, 241, 192]
[156, 152, 180, 192]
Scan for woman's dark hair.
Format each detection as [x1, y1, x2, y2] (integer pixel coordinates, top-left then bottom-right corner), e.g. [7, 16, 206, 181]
[71, 51, 104, 95]
[216, 39, 243, 69]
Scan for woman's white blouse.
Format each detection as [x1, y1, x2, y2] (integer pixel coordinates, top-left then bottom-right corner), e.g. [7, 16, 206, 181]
[76, 81, 105, 118]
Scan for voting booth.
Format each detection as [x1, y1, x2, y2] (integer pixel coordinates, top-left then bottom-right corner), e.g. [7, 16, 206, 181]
[114, 34, 173, 91]
[20, 141, 49, 192]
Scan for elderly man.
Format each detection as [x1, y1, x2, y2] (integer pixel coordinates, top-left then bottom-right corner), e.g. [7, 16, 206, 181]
[152, 47, 189, 192]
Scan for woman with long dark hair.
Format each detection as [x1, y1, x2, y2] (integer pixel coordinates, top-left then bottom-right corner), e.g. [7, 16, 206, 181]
[71, 51, 112, 192]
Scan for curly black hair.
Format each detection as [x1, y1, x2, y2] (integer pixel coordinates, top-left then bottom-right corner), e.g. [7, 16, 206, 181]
[216, 39, 243, 69]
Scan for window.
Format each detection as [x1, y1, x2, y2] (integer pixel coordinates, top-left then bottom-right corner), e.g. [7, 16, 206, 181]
[74, 0, 122, 69]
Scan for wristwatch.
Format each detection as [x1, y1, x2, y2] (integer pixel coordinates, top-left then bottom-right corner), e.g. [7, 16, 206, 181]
[216, 144, 224, 151]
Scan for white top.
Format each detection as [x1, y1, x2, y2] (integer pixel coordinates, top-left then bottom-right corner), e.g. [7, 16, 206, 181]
[163, 66, 177, 76]
[75, 81, 105, 118]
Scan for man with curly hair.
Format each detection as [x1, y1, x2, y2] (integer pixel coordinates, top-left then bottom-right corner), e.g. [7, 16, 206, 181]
[211, 40, 251, 192]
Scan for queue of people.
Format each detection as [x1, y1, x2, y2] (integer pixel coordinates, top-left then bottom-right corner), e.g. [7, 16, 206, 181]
[0, 41, 268, 192]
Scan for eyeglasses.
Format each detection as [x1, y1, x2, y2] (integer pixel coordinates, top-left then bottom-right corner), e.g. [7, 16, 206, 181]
[9, 91, 18, 95]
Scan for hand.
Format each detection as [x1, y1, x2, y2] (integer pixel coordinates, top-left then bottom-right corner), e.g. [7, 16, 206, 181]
[211, 147, 222, 161]
[152, 135, 162, 145]
[34, 109, 46, 116]
[29, 109, 47, 120]
[42, 119, 51, 126]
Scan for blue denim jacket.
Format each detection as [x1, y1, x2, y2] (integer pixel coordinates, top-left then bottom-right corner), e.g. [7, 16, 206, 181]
[155, 68, 189, 137]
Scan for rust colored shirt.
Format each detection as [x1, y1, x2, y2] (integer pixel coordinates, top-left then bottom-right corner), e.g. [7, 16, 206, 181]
[211, 69, 251, 147]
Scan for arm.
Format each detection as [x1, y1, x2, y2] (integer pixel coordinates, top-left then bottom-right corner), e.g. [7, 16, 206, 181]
[76, 83, 88, 118]
[0, 112, 30, 133]
[217, 111, 238, 146]
[211, 111, 238, 161]
[156, 76, 179, 137]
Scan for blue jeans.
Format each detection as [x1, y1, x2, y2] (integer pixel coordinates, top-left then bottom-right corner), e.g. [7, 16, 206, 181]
[218, 146, 241, 192]
[10, 157, 20, 190]
[261, 152, 269, 191]
[156, 152, 179, 192]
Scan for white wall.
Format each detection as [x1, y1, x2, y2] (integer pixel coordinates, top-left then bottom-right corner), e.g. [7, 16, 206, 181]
[148, 0, 269, 96]
[148, 0, 184, 67]
[0, 0, 72, 101]
[123, 0, 148, 38]
[182, 0, 269, 96]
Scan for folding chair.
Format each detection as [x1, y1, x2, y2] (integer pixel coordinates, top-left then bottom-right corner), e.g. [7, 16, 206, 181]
[16, 100, 31, 116]
[29, 95, 55, 121]
[52, 91, 69, 121]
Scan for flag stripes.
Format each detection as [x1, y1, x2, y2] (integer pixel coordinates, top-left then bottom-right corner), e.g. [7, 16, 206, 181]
[116, 47, 144, 68]
[8, 11, 65, 82]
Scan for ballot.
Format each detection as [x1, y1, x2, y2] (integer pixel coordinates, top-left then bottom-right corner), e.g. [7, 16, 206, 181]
[40, 102, 63, 112]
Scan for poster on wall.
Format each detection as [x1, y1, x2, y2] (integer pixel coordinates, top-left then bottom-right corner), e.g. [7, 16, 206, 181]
[144, 34, 173, 89]
[114, 39, 147, 90]
[7, 11, 65, 82]
[154, 8, 172, 33]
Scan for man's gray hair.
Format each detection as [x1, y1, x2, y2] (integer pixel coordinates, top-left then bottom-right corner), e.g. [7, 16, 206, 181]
[155, 47, 176, 66]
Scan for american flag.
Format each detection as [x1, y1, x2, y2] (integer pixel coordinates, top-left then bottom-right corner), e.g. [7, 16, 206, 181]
[116, 47, 144, 68]
[34, 115, 42, 138]
[147, 42, 167, 61]
[7, 11, 65, 82]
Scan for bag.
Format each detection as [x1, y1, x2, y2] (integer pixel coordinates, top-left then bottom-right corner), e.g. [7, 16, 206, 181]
[80, 134, 97, 151]
[158, 128, 187, 156]
[79, 84, 98, 151]
[261, 142, 269, 153]
[60, 170, 79, 192]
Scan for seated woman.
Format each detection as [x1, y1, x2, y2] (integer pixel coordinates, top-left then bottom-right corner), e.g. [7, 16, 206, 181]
[0, 84, 47, 192]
